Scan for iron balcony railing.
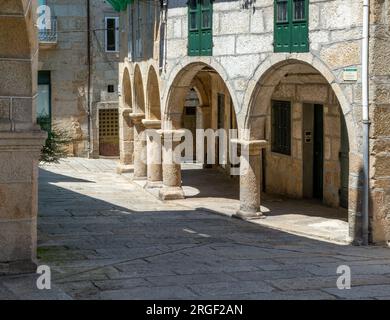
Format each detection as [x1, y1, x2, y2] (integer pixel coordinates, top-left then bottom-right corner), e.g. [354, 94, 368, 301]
[38, 16, 58, 44]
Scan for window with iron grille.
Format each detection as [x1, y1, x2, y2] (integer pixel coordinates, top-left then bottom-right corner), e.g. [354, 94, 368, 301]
[271, 100, 291, 155]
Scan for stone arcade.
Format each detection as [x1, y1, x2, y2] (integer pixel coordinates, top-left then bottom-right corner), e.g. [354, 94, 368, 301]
[117, 0, 390, 245]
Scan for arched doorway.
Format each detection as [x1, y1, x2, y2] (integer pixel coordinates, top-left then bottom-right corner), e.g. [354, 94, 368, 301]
[246, 59, 358, 242]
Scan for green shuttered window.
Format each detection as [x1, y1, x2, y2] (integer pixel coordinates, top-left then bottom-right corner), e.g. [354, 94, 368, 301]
[272, 100, 291, 155]
[188, 0, 213, 56]
[274, 0, 309, 53]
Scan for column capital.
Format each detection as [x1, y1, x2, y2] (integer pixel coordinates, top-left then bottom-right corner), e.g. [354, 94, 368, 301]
[129, 112, 145, 124]
[157, 129, 186, 141]
[122, 108, 133, 118]
[142, 119, 161, 129]
[231, 139, 268, 155]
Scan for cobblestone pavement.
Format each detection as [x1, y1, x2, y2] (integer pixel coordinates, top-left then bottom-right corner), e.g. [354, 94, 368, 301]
[1, 158, 390, 300]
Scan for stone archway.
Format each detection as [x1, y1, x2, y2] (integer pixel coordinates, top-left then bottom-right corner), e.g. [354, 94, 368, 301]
[143, 65, 163, 188]
[117, 67, 134, 172]
[146, 66, 161, 121]
[160, 62, 240, 200]
[162, 60, 240, 130]
[244, 58, 360, 243]
[0, 1, 46, 272]
[130, 64, 147, 180]
[133, 64, 146, 115]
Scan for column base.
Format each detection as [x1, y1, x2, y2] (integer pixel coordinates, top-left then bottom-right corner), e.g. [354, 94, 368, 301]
[233, 210, 266, 220]
[0, 260, 37, 276]
[145, 181, 163, 189]
[133, 176, 147, 181]
[159, 187, 185, 201]
[116, 164, 133, 174]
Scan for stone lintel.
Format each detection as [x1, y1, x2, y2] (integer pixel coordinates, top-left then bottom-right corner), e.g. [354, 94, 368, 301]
[142, 119, 161, 129]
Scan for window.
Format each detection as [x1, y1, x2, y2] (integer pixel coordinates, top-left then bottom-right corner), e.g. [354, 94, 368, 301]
[188, 0, 213, 56]
[274, 0, 309, 53]
[271, 100, 291, 155]
[37, 71, 51, 132]
[108, 85, 115, 93]
[105, 17, 119, 52]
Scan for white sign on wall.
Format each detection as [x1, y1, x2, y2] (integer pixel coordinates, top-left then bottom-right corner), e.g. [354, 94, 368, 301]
[343, 67, 358, 81]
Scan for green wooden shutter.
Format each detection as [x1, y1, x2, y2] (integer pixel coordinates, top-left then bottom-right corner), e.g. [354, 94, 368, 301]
[274, 0, 308, 53]
[291, 0, 309, 52]
[188, 0, 200, 56]
[188, 0, 213, 56]
[200, 0, 212, 56]
[274, 0, 290, 52]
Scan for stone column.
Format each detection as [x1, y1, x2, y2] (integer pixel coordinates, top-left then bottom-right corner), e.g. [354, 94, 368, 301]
[117, 107, 134, 173]
[232, 140, 268, 220]
[130, 113, 147, 180]
[158, 129, 185, 200]
[142, 119, 163, 188]
[196, 105, 211, 165]
[0, 1, 46, 273]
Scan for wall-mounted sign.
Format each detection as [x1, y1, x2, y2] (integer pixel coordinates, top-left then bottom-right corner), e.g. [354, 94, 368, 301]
[343, 67, 358, 81]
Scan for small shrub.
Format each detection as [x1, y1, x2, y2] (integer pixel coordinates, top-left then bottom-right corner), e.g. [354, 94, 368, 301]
[38, 117, 73, 163]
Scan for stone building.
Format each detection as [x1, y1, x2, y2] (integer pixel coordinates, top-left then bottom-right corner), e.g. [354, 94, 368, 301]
[118, 0, 390, 245]
[38, 0, 121, 157]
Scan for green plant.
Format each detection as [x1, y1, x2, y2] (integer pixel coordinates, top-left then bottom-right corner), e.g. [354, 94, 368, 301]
[39, 120, 72, 163]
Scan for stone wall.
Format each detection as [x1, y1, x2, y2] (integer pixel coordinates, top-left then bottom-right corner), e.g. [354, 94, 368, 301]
[265, 82, 342, 206]
[370, 0, 390, 243]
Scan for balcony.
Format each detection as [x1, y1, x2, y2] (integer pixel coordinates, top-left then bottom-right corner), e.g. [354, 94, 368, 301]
[38, 17, 57, 48]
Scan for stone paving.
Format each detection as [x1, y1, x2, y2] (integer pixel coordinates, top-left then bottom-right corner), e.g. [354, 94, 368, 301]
[1, 158, 390, 300]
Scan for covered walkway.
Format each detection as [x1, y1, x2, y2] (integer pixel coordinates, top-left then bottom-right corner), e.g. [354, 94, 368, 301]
[139, 164, 349, 244]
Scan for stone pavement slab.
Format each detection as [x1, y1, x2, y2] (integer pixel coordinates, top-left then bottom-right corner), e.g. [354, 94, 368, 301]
[1, 158, 389, 300]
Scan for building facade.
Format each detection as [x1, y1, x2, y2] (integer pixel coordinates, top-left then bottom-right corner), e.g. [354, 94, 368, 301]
[38, 0, 121, 158]
[118, 0, 390, 245]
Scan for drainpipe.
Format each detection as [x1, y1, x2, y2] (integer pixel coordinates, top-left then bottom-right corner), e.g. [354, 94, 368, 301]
[87, 0, 92, 157]
[362, 0, 370, 245]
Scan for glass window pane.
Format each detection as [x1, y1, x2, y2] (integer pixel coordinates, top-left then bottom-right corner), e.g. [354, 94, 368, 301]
[201, 0, 210, 7]
[37, 85, 50, 118]
[277, 1, 288, 23]
[202, 11, 211, 29]
[190, 12, 197, 30]
[293, 0, 306, 20]
[37, 84, 51, 131]
[106, 18, 116, 51]
[189, 0, 197, 10]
